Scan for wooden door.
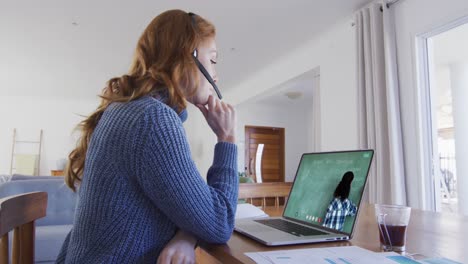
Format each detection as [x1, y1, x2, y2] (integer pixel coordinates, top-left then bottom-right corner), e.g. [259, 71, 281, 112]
[245, 126, 285, 182]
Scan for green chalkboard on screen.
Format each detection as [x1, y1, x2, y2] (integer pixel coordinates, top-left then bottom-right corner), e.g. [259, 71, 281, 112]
[284, 150, 373, 234]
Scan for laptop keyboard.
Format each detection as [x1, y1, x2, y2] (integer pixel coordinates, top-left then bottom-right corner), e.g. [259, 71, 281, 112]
[255, 219, 327, 237]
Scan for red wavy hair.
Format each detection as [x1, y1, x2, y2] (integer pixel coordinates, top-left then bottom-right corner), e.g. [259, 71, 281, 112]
[65, 9, 215, 191]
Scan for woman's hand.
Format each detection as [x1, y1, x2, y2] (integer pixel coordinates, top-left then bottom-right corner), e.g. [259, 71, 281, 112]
[197, 95, 236, 143]
[157, 230, 197, 264]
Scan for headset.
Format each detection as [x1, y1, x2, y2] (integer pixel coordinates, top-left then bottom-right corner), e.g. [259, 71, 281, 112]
[188, 12, 223, 100]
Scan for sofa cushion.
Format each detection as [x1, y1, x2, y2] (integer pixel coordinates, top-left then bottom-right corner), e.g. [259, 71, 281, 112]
[0, 179, 76, 226]
[36, 225, 73, 262]
[11, 174, 63, 181]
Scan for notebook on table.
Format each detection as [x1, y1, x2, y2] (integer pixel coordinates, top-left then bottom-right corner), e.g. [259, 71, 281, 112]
[234, 149, 374, 246]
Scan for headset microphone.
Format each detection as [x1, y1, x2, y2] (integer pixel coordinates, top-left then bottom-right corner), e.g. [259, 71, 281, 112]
[192, 50, 222, 99]
[188, 12, 223, 100]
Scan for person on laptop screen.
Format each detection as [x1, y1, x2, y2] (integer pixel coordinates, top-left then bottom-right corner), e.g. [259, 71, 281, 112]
[322, 171, 357, 231]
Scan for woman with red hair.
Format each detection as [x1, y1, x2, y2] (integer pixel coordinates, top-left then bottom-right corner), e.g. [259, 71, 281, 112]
[57, 9, 237, 264]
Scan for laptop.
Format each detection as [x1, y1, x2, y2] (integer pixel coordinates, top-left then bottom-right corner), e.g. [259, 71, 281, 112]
[234, 149, 374, 246]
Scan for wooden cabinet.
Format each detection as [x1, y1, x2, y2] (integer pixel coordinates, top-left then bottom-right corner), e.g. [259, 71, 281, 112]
[50, 170, 64, 176]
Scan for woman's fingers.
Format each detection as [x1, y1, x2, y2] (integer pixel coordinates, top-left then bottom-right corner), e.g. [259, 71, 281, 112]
[196, 95, 236, 143]
[207, 94, 216, 111]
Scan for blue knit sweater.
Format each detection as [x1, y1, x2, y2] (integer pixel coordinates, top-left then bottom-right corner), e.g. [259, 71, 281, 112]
[56, 96, 238, 263]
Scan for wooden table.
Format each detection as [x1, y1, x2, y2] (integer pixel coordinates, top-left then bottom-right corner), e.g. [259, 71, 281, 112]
[199, 204, 468, 263]
[50, 170, 64, 176]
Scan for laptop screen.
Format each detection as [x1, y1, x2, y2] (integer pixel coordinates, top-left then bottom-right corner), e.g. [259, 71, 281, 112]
[283, 150, 374, 235]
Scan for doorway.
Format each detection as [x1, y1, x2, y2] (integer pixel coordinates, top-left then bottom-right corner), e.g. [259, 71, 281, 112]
[244, 126, 285, 183]
[419, 19, 468, 214]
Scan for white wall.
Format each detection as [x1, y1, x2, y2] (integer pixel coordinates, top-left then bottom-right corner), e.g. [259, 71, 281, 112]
[393, 0, 468, 209]
[449, 63, 468, 215]
[183, 104, 217, 179]
[236, 102, 308, 182]
[226, 18, 358, 152]
[0, 96, 98, 175]
[0, 96, 220, 180]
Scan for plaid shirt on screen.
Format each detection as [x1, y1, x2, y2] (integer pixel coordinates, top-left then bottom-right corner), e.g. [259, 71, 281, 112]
[322, 197, 357, 231]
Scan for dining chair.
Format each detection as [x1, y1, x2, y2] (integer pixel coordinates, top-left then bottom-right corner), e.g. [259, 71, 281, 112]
[238, 182, 292, 209]
[0, 191, 47, 264]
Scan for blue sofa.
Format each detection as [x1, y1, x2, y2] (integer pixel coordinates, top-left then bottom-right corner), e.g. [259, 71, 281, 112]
[0, 177, 76, 263]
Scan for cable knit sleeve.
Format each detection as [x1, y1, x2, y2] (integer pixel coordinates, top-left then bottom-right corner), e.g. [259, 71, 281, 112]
[135, 104, 238, 244]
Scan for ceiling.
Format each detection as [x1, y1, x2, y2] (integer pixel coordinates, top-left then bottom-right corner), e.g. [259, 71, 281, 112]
[0, 0, 371, 99]
[246, 69, 318, 108]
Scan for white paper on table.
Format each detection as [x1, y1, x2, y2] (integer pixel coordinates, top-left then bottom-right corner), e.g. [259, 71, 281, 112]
[245, 246, 404, 264]
[235, 203, 269, 219]
[375, 252, 401, 257]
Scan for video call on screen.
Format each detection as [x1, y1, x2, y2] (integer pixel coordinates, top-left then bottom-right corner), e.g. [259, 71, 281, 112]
[284, 151, 373, 234]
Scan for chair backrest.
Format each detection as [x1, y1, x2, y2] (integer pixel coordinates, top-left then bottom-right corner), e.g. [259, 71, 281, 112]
[238, 182, 292, 208]
[0, 191, 47, 264]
